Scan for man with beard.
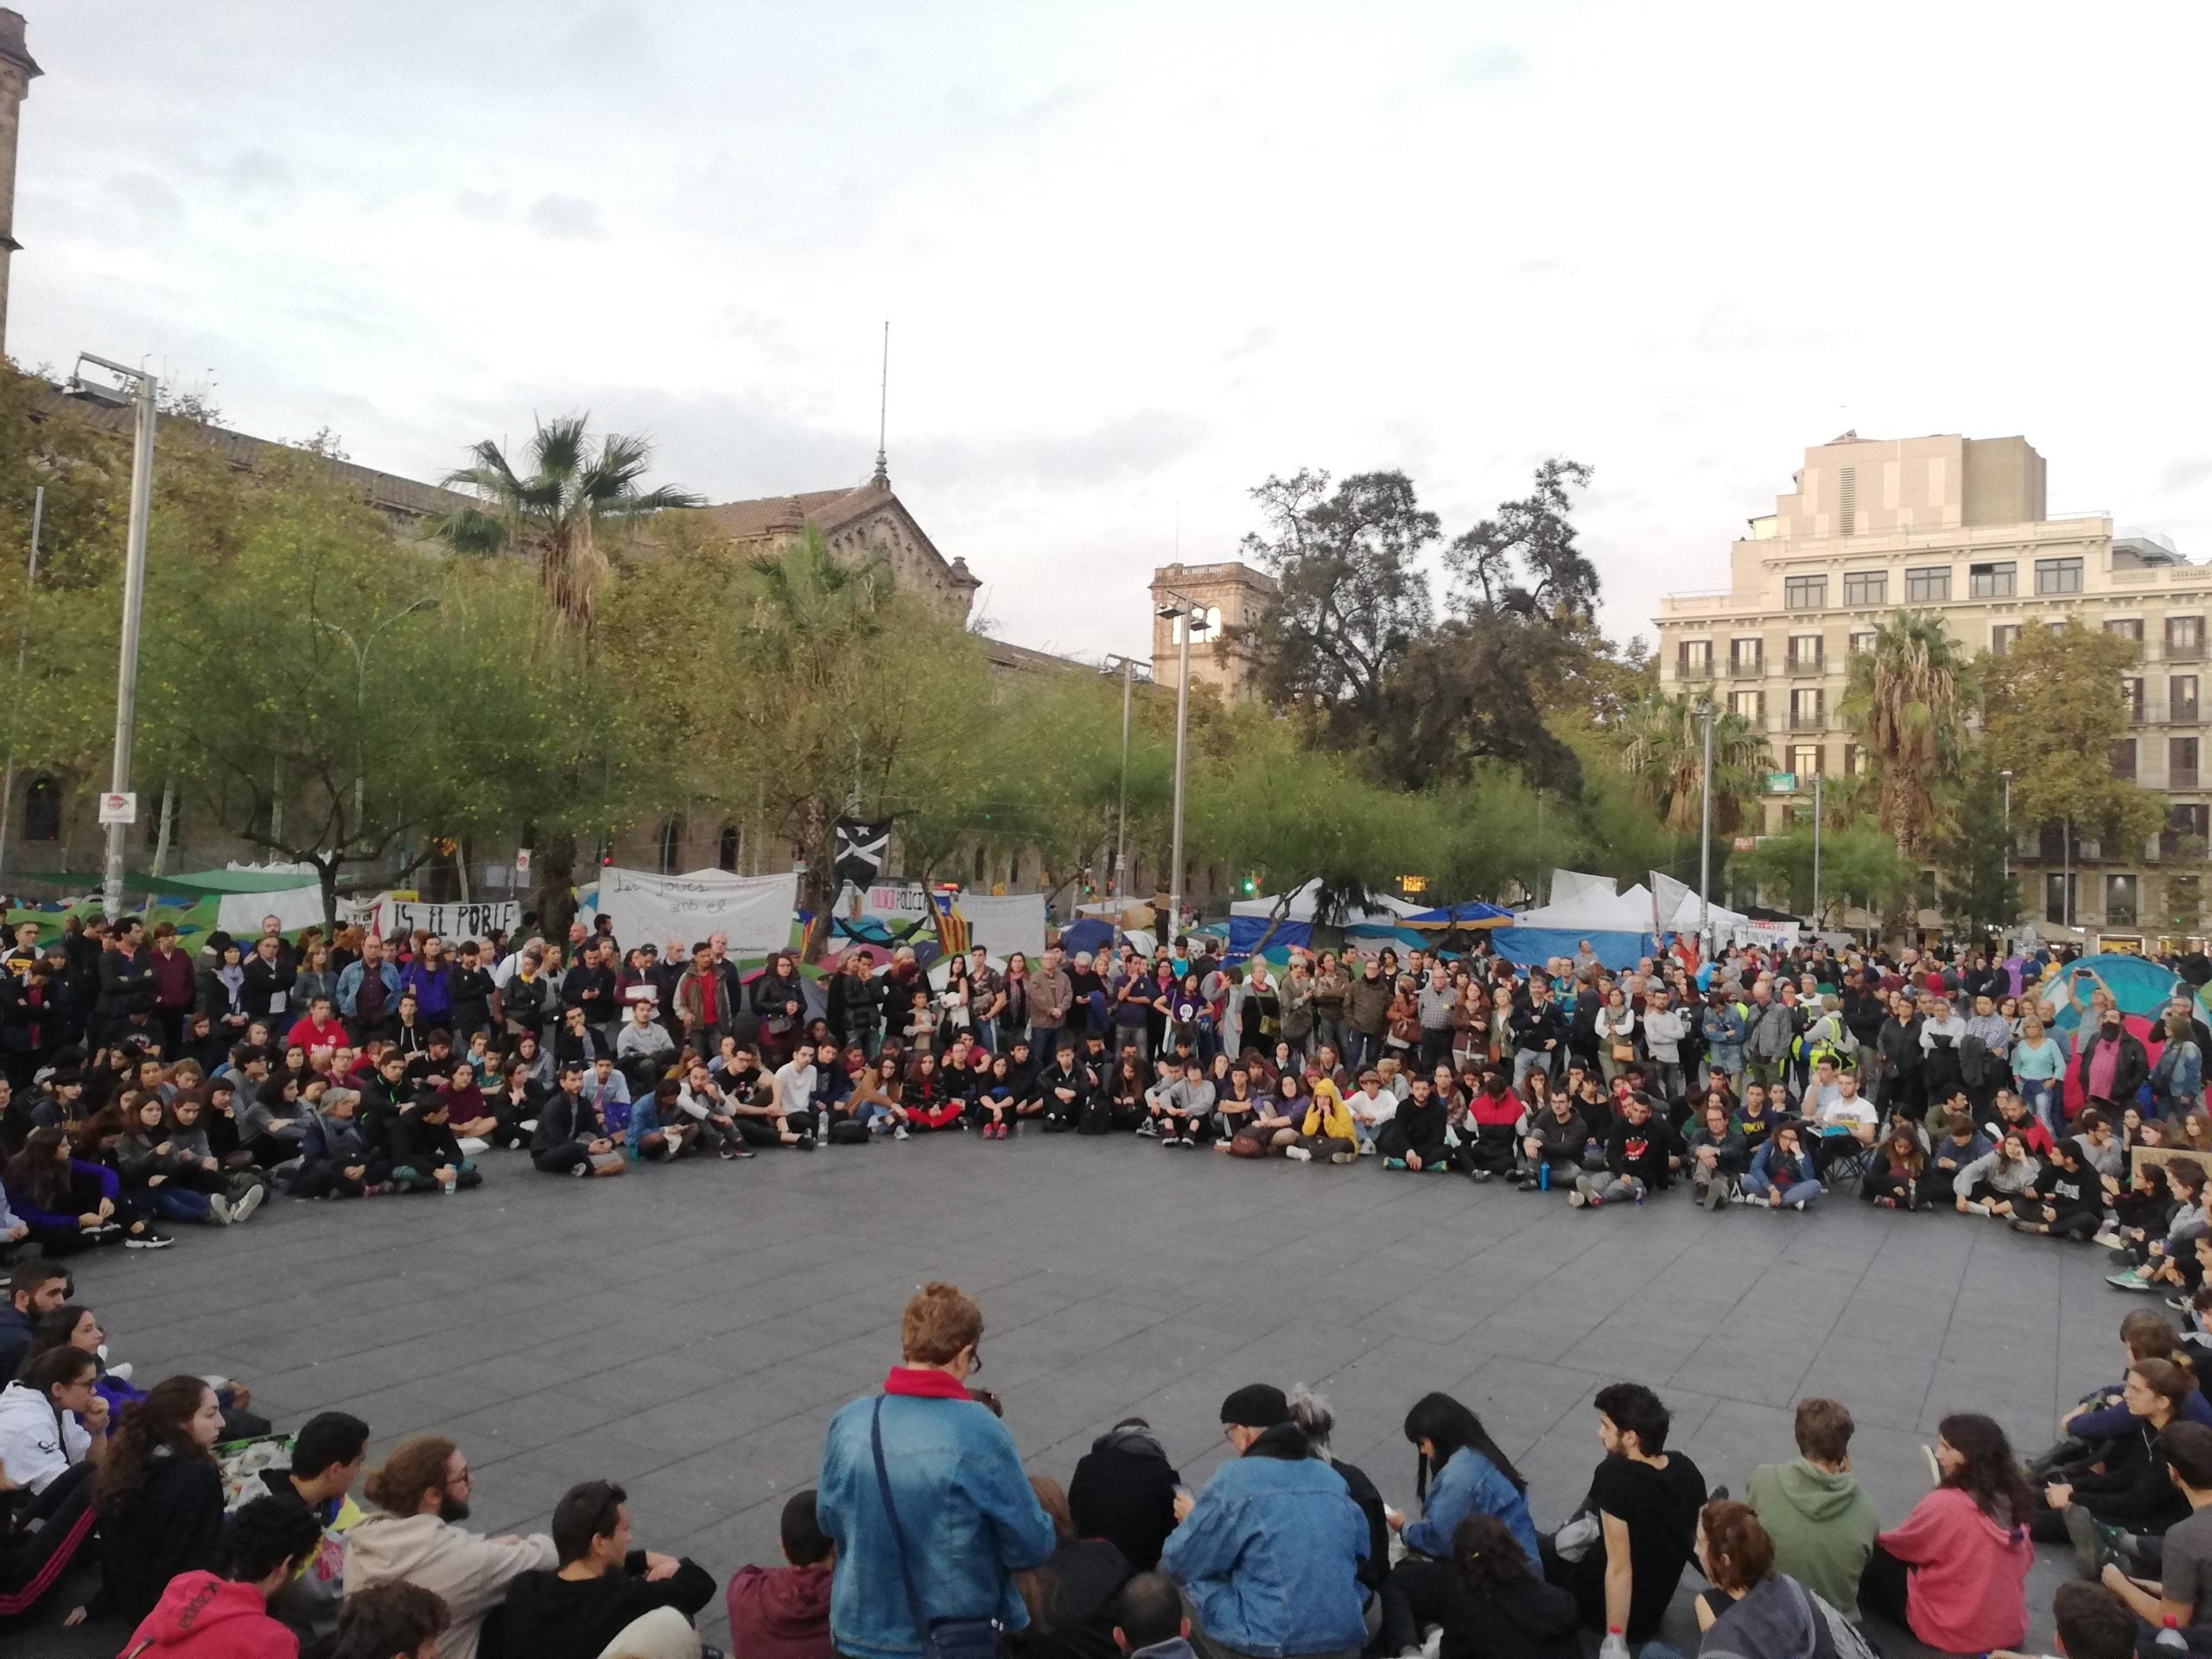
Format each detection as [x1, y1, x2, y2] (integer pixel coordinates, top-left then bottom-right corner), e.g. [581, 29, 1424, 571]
[343, 1434, 555, 1659]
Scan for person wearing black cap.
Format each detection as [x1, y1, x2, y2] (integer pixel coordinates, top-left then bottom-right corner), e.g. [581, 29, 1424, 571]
[1158, 1384, 1370, 1659]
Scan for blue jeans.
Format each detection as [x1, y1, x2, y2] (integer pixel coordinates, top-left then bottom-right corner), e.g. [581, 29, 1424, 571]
[970, 1022, 996, 1057]
[146, 1185, 213, 1224]
[2020, 1076, 2059, 1135]
[1513, 1049, 1555, 1091]
[1743, 1173, 1824, 1206]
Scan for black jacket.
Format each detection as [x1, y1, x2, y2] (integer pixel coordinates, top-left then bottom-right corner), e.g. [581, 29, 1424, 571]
[2075, 1027, 2151, 1106]
[240, 954, 297, 1019]
[1012, 1538, 1131, 1659]
[95, 945, 153, 1020]
[1440, 1578, 1587, 1659]
[0, 1303, 32, 1382]
[531, 1089, 602, 1154]
[1605, 1113, 1683, 1186]
[1069, 1426, 1182, 1571]
[1510, 1001, 1567, 1056]
[100, 1452, 226, 1624]
[501, 1556, 716, 1659]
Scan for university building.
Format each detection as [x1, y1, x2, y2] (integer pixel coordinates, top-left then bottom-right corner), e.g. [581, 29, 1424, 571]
[1654, 431, 2209, 944]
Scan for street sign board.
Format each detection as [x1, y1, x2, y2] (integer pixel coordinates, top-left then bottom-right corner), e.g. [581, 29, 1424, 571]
[98, 791, 137, 825]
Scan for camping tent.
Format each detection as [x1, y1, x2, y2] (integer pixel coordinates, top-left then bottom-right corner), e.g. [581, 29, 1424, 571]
[1226, 880, 1422, 961]
[1493, 871, 1655, 969]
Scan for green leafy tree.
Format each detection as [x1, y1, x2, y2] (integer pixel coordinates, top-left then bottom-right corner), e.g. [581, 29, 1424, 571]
[1614, 690, 1766, 835]
[1980, 617, 2163, 864]
[1737, 820, 1916, 929]
[1936, 768, 2021, 938]
[1840, 609, 1976, 859]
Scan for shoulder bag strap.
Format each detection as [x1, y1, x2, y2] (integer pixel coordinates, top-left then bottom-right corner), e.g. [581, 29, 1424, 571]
[871, 1395, 931, 1639]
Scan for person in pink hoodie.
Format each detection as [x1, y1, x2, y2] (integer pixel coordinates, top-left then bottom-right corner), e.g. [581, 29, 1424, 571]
[1862, 1413, 2034, 1655]
[122, 1496, 321, 1659]
[727, 1489, 835, 1659]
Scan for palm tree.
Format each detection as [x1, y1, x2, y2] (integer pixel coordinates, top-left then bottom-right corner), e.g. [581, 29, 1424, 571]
[435, 416, 702, 649]
[1839, 609, 1976, 859]
[1616, 690, 1767, 834]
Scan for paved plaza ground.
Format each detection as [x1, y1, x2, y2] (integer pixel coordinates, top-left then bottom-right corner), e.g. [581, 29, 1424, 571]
[26, 1132, 2124, 1654]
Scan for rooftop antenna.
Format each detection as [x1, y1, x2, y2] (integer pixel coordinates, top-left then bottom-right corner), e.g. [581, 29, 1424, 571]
[871, 319, 890, 488]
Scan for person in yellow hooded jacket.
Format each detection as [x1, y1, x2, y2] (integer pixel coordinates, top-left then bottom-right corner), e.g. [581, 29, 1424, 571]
[1287, 1067, 1358, 1165]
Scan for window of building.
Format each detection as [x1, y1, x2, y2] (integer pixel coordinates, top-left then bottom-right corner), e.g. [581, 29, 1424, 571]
[2107, 874, 2139, 928]
[2045, 873, 2077, 925]
[1843, 742, 1865, 777]
[1167, 605, 1221, 645]
[973, 842, 988, 885]
[1842, 571, 1886, 607]
[2164, 804, 2209, 859]
[2175, 676, 2200, 723]
[655, 815, 683, 874]
[1968, 562, 2016, 598]
[2171, 874, 2204, 930]
[2037, 556, 2084, 594]
[1849, 629, 1878, 657]
[1789, 744, 1821, 780]
[22, 777, 58, 843]
[717, 823, 741, 872]
[2171, 615, 2205, 662]
[1837, 466, 1858, 535]
[2113, 739, 2138, 780]
[1783, 575, 1827, 610]
[1904, 566, 1951, 602]
[1788, 634, 1824, 673]
[2107, 617, 2143, 645]
[1728, 690, 1764, 722]
[1730, 637, 1763, 676]
[2173, 737, 2200, 788]
[1789, 688, 1824, 730]
[1990, 624, 2021, 656]
[1916, 868, 1938, 912]
[2126, 677, 2146, 723]
[1676, 639, 1712, 677]
[2038, 821, 2069, 861]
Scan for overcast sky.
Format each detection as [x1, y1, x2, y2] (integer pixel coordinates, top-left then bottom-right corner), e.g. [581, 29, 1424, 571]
[14, 2, 2211, 661]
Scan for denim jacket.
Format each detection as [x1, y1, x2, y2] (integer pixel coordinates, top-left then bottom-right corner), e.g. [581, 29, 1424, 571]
[335, 959, 401, 1019]
[819, 1374, 1054, 1659]
[1402, 1446, 1539, 1569]
[1160, 1423, 1370, 1658]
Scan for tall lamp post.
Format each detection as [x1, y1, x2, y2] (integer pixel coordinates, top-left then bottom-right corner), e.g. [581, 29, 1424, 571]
[68, 355, 158, 923]
[1156, 591, 1210, 939]
[1098, 652, 1147, 901]
[1693, 696, 1715, 950]
[314, 595, 441, 842]
[1811, 771, 1823, 931]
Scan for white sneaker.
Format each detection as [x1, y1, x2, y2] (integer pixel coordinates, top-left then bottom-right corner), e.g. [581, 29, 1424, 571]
[1135, 1121, 1160, 1138]
[1962, 1200, 1990, 1217]
[2092, 1230, 2125, 1250]
[1283, 1145, 1313, 1163]
[105, 1363, 132, 1382]
[208, 1193, 233, 1225]
[893, 1126, 910, 1141]
[232, 1185, 265, 1223]
[1357, 1141, 1377, 1156]
[1567, 1188, 1587, 1207]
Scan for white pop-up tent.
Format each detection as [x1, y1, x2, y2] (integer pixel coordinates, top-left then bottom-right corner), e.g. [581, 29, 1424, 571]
[1227, 879, 1422, 959]
[1493, 870, 1655, 969]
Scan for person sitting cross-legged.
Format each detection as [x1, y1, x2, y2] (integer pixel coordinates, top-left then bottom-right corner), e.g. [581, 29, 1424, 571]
[1374, 1073, 1447, 1172]
[388, 1091, 482, 1194]
[500, 1477, 719, 1659]
[1745, 1397, 1878, 1622]
[1568, 1093, 1681, 1210]
[529, 1063, 626, 1178]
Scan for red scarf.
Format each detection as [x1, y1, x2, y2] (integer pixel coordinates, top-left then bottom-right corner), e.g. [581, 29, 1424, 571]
[884, 1366, 973, 1399]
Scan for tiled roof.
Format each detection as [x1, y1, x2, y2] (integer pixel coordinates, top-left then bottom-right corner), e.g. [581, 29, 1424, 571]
[38, 390, 474, 522]
[979, 635, 1088, 674]
[698, 484, 882, 541]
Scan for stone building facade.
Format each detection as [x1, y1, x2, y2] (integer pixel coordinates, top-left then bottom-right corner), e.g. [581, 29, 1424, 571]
[1148, 560, 1275, 700]
[1653, 431, 2210, 944]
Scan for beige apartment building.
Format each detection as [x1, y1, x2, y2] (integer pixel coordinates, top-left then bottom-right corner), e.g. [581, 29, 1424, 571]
[1655, 432, 2209, 943]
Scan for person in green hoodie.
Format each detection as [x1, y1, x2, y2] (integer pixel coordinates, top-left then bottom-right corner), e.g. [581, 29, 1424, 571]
[1745, 1397, 1880, 1621]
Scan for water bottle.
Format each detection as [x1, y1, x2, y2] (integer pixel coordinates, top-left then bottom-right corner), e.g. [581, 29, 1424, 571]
[1538, 1162, 1550, 1192]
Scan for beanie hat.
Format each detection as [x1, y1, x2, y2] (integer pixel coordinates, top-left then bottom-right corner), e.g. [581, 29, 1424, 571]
[1219, 1383, 1290, 1429]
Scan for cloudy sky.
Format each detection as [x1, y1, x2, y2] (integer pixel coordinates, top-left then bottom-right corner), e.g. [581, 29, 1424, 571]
[14, 2, 2211, 661]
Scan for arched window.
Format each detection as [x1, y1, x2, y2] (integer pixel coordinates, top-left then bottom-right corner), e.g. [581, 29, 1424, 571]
[973, 842, 988, 886]
[656, 815, 683, 874]
[718, 823, 741, 872]
[22, 776, 59, 842]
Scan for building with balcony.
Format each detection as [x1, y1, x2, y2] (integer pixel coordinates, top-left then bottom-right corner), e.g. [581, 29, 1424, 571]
[1655, 431, 2211, 943]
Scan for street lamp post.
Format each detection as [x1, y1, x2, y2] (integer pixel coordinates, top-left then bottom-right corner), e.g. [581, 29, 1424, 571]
[1811, 771, 1823, 930]
[1693, 696, 1715, 949]
[1157, 592, 1209, 939]
[1099, 653, 1146, 901]
[69, 355, 158, 923]
[1999, 769, 2013, 885]
[314, 595, 440, 842]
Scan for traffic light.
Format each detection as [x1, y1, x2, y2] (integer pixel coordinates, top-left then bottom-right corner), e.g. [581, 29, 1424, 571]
[1237, 874, 1258, 896]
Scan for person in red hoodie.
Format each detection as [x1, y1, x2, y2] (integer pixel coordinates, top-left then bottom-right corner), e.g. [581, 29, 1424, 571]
[285, 996, 352, 1066]
[123, 1494, 321, 1659]
[727, 1489, 835, 1659]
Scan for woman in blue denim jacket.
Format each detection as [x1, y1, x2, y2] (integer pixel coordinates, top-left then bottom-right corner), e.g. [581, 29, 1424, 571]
[818, 1283, 1055, 1659]
[1381, 1393, 1541, 1651]
[1701, 994, 1747, 1078]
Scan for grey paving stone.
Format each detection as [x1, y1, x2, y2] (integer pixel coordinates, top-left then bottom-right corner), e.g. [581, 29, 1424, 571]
[18, 1128, 2132, 1657]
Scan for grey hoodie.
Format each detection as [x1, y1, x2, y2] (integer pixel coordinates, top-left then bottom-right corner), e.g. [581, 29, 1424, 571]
[1700, 1574, 1840, 1659]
